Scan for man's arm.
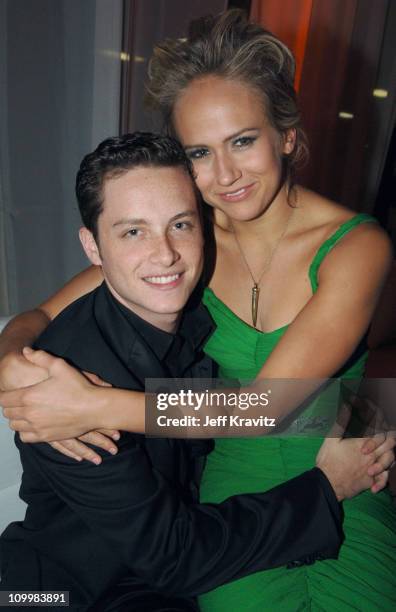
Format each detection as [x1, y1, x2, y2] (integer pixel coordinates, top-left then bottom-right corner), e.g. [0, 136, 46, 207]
[18, 433, 345, 598]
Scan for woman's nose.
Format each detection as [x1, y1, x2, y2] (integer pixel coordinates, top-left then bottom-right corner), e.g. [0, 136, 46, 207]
[214, 153, 242, 186]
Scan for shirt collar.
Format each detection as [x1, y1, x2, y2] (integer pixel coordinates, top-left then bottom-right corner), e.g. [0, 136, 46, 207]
[100, 282, 215, 364]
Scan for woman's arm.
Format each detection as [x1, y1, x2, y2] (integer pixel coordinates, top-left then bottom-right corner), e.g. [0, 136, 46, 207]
[1, 225, 393, 438]
[254, 224, 393, 382]
[0, 310, 50, 390]
[1, 348, 144, 440]
[142, 223, 392, 435]
[39, 265, 103, 321]
[0, 266, 103, 390]
[2, 348, 394, 495]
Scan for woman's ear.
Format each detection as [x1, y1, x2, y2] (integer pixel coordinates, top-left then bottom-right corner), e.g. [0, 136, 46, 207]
[282, 129, 296, 155]
[79, 227, 102, 266]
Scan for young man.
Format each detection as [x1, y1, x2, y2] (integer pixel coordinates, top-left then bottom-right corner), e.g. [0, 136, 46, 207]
[0, 133, 389, 610]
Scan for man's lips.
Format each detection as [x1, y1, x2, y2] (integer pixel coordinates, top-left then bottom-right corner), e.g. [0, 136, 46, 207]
[217, 182, 256, 202]
[143, 272, 183, 288]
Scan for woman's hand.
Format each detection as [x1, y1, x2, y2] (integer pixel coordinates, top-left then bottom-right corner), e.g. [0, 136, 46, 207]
[361, 431, 396, 493]
[0, 308, 51, 390]
[46, 368, 120, 464]
[49, 429, 121, 464]
[317, 424, 395, 500]
[0, 348, 111, 441]
[0, 349, 49, 391]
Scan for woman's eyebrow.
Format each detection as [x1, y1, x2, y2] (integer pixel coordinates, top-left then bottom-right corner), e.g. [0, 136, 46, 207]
[184, 127, 259, 149]
[223, 127, 260, 143]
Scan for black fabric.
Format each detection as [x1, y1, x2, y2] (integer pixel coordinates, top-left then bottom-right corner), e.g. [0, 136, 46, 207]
[88, 576, 199, 612]
[107, 284, 200, 379]
[0, 282, 343, 611]
[104, 284, 176, 364]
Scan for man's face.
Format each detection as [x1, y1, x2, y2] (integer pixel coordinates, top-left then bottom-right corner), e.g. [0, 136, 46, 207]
[80, 165, 203, 332]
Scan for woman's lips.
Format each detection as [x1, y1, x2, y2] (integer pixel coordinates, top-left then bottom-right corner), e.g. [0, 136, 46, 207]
[217, 182, 256, 202]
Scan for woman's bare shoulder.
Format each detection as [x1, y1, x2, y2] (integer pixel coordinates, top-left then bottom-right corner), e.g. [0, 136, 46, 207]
[297, 187, 356, 228]
[294, 187, 393, 284]
[297, 187, 390, 245]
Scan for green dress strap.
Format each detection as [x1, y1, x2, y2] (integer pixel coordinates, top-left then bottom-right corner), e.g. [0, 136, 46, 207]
[308, 213, 377, 293]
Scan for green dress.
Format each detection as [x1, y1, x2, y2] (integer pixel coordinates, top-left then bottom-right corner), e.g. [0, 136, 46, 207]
[199, 214, 396, 611]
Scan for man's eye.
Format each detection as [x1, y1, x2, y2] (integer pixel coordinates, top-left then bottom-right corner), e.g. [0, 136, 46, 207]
[186, 148, 209, 160]
[233, 136, 256, 148]
[124, 228, 141, 238]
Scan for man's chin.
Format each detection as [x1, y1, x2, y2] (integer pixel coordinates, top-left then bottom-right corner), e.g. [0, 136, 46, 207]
[133, 297, 188, 324]
[149, 303, 186, 318]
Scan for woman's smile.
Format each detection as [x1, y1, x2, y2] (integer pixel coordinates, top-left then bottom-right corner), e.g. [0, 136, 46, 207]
[217, 182, 257, 202]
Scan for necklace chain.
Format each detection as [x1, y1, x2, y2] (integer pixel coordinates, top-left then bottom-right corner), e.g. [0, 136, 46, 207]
[233, 208, 295, 328]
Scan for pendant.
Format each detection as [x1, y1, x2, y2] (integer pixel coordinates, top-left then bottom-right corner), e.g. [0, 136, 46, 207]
[252, 283, 260, 328]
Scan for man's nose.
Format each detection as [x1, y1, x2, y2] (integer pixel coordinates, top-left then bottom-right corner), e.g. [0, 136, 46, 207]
[150, 234, 180, 267]
[215, 153, 242, 187]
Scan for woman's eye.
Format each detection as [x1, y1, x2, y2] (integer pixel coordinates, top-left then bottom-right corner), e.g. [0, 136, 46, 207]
[173, 221, 192, 231]
[233, 136, 256, 148]
[186, 148, 209, 160]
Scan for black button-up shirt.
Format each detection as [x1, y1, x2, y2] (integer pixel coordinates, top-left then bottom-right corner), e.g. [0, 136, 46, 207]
[0, 282, 342, 609]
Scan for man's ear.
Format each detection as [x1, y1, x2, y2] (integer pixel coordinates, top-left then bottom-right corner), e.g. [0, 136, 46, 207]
[282, 129, 296, 155]
[79, 227, 102, 266]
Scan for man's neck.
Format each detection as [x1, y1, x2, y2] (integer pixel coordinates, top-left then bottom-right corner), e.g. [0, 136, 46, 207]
[104, 281, 181, 334]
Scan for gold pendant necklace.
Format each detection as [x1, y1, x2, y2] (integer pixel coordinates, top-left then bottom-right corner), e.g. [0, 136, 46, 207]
[251, 283, 260, 328]
[233, 208, 295, 328]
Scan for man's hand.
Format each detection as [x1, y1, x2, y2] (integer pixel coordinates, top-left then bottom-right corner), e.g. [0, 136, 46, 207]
[0, 348, 48, 390]
[316, 433, 395, 501]
[0, 348, 106, 441]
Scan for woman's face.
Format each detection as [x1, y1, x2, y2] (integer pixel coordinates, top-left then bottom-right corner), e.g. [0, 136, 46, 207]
[173, 76, 294, 222]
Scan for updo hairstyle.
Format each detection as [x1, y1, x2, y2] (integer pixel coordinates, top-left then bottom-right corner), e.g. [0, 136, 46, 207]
[147, 9, 308, 180]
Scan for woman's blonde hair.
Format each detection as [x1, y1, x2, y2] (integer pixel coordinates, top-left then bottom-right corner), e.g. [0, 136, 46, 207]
[147, 9, 308, 179]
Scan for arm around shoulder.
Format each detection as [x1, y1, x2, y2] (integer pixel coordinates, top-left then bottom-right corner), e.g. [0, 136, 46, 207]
[39, 265, 103, 320]
[0, 265, 103, 390]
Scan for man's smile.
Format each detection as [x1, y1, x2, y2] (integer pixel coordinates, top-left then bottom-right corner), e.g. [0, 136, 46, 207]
[143, 273, 183, 287]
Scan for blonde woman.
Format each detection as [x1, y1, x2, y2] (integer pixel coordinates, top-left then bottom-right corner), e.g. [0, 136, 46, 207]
[1, 10, 395, 611]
